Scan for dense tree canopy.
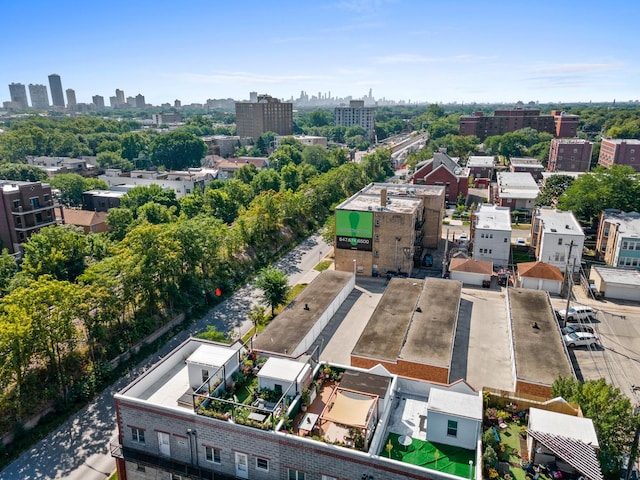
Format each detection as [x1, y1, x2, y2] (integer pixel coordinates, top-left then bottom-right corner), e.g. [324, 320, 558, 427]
[148, 131, 207, 170]
[50, 173, 108, 207]
[557, 166, 640, 221]
[535, 175, 575, 207]
[0, 163, 48, 182]
[255, 267, 290, 316]
[552, 376, 639, 478]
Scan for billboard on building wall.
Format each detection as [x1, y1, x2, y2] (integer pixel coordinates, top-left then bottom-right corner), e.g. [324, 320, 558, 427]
[335, 210, 373, 251]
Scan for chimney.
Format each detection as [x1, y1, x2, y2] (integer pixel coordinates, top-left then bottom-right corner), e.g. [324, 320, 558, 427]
[381, 188, 387, 207]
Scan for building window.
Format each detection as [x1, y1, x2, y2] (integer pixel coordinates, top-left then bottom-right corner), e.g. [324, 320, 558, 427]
[205, 446, 221, 464]
[12, 200, 20, 209]
[30, 197, 41, 209]
[131, 427, 145, 444]
[256, 457, 269, 471]
[558, 238, 563, 246]
[489, 249, 492, 254]
[201, 369, 209, 383]
[375, 234, 379, 242]
[374, 250, 379, 258]
[447, 420, 458, 437]
[375, 218, 380, 227]
[289, 469, 306, 480]
[622, 241, 628, 250]
[504, 238, 508, 243]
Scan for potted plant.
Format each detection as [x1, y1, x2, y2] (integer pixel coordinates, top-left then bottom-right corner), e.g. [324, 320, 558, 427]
[301, 388, 311, 411]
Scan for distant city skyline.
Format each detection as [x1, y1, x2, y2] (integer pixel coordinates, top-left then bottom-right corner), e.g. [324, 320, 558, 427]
[2, 0, 639, 106]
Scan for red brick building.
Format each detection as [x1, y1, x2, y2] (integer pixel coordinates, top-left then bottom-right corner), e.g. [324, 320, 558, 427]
[598, 138, 640, 171]
[459, 109, 579, 141]
[547, 138, 593, 172]
[411, 152, 469, 204]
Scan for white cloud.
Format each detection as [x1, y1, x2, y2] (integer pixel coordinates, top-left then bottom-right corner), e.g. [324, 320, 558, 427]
[163, 71, 328, 85]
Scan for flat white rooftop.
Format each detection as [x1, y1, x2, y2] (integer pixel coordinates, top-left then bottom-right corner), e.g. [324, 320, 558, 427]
[428, 387, 482, 421]
[474, 204, 511, 231]
[258, 357, 308, 382]
[529, 407, 599, 447]
[536, 208, 583, 235]
[187, 343, 241, 368]
[467, 156, 494, 167]
[338, 193, 421, 214]
[593, 266, 640, 287]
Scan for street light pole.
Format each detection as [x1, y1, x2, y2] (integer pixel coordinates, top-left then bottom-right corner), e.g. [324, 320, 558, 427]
[353, 258, 356, 276]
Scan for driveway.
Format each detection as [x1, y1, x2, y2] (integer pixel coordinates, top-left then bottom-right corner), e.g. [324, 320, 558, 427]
[0, 233, 328, 480]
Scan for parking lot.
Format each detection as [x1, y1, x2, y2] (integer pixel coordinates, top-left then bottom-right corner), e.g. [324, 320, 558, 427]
[551, 288, 640, 403]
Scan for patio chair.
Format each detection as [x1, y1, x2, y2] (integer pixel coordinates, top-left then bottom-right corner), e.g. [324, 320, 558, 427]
[498, 417, 508, 429]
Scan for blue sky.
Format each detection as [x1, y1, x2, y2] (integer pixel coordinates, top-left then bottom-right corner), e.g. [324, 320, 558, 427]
[2, 0, 638, 106]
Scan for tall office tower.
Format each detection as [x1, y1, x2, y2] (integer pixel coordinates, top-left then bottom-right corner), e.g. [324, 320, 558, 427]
[8, 83, 29, 109]
[235, 94, 293, 139]
[28, 84, 50, 109]
[135, 94, 146, 108]
[249, 91, 258, 102]
[115, 89, 125, 106]
[92, 95, 105, 109]
[126, 96, 136, 107]
[109, 96, 118, 108]
[174, 99, 181, 108]
[48, 74, 65, 107]
[65, 88, 77, 109]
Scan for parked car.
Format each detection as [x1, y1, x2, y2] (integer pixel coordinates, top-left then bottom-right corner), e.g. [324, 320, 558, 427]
[561, 325, 595, 335]
[557, 305, 595, 322]
[563, 332, 599, 348]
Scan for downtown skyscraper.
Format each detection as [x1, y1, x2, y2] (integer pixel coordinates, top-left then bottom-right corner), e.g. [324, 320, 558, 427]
[48, 74, 65, 107]
[8, 83, 28, 109]
[28, 84, 49, 109]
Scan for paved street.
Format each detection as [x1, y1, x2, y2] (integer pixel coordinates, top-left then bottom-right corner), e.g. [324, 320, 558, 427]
[0, 233, 328, 480]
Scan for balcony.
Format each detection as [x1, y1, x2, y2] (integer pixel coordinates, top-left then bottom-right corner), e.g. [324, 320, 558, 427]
[112, 443, 237, 480]
[12, 203, 56, 215]
[14, 218, 59, 232]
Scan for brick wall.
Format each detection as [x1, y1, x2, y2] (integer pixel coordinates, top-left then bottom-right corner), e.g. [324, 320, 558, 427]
[515, 380, 552, 399]
[351, 356, 449, 384]
[117, 399, 451, 480]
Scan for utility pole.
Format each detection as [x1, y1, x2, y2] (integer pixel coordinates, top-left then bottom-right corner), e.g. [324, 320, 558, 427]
[443, 229, 449, 278]
[562, 241, 575, 328]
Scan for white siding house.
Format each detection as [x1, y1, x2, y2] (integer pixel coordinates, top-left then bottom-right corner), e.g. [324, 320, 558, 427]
[426, 387, 482, 450]
[472, 204, 511, 266]
[531, 208, 584, 273]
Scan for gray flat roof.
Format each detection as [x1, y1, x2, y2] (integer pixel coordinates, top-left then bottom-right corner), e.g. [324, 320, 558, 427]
[253, 270, 353, 355]
[352, 278, 423, 362]
[352, 278, 461, 368]
[474, 204, 512, 231]
[593, 266, 640, 287]
[337, 193, 420, 214]
[536, 208, 584, 235]
[467, 156, 494, 167]
[363, 183, 446, 197]
[508, 288, 574, 386]
[401, 278, 461, 367]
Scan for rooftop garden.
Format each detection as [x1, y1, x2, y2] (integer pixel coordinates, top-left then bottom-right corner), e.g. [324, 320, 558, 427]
[381, 433, 476, 478]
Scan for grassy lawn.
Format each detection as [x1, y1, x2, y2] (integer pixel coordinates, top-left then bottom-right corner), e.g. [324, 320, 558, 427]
[382, 433, 475, 478]
[235, 376, 258, 404]
[512, 249, 535, 264]
[314, 260, 332, 272]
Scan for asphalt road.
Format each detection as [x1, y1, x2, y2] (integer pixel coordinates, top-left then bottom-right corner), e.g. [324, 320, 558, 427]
[0, 233, 329, 480]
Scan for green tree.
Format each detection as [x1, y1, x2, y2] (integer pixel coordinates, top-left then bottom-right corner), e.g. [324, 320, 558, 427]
[251, 169, 282, 194]
[120, 132, 148, 161]
[149, 131, 207, 170]
[96, 150, 133, 171]
[0, 248, 17, 296]
[255, 267, 290, 316]
[308, 110, 332, 127]
[557, 166, 640, 221]
[0, 163, 48, 182]
[120, 184, 180, 217]
[535, 175, 575, 207]
[49, 173, 86, 206]
[106, 207, 134, 241]
[0, 301, 33, 415]
[21, 225, 88, 282]
[235, 163, 258, 184]
[552, 377, 639, 478]
[302, 145, 332, 172]
[248, 305, 267, 336]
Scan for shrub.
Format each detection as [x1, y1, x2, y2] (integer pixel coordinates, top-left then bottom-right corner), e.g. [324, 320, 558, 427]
[483, 428, 499, 450]
[483, 445, 499, 470]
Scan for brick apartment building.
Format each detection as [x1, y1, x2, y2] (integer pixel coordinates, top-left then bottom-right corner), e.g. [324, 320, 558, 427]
[459, 109, 578, 141]
[595, 209, 640, 268]
[0, 180, 58, 253]
[334, 100, 377, 141]
[598, 138, 640, 171]
[333, 183, 445, 277]
[235, 94, 293, 140]
[411, 152, 469, 204]
[547, 139, 593, 172]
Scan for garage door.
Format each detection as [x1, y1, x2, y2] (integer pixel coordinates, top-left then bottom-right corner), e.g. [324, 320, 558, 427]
[605, 284, 639, 301]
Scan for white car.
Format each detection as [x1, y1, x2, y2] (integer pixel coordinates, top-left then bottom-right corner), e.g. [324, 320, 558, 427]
[515, 237, 526, 246]
[563, 332, 599, 348]
[557, 305, 595, 322]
